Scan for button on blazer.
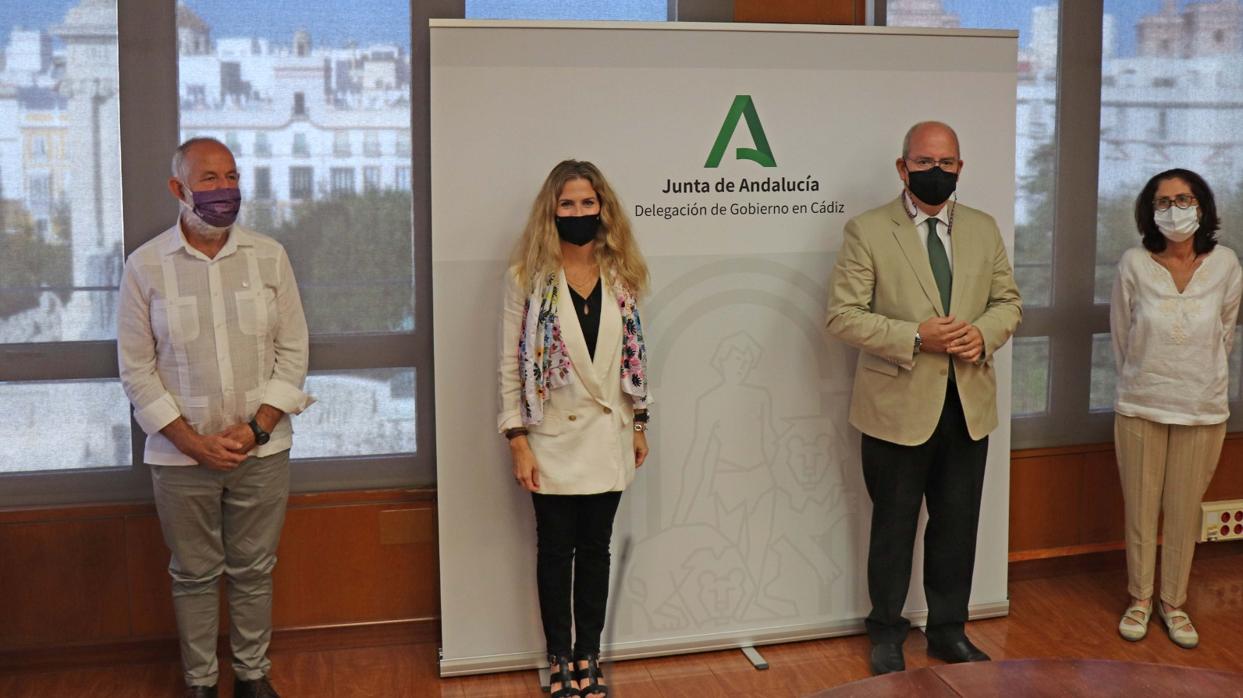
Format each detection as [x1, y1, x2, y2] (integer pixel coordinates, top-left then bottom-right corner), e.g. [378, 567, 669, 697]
[497, 269, 640, 494]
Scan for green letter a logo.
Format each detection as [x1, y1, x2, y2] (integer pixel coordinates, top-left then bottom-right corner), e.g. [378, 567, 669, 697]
[704, 95, 776, 168]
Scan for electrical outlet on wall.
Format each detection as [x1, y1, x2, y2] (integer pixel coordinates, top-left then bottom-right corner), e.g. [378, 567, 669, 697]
[1201, 500, 1243, 542]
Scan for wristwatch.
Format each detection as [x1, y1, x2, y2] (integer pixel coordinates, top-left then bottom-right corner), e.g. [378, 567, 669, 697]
[913, 331, 922, 355]
[633, 422, 648, 433]
[248, 418, 271, 446]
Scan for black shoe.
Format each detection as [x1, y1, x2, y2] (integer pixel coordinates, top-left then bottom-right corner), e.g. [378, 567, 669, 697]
[573, 652, 609, 697]
[548, 653, 580, 698]
[234, 676, 281, 698]
[183, 686, 217, 698]
[927, 636, 990, 663]
[869, 643, 905, 675]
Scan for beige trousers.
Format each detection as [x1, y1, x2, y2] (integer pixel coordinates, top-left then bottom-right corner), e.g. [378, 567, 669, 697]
[151, 450, 290, 687]
[1114, 414, 1224, 607]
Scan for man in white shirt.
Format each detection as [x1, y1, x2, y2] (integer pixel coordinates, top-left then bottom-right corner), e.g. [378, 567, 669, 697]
[118, 138, 313, 698]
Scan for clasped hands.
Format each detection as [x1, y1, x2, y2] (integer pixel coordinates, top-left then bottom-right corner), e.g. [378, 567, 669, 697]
[192, 423, 258, 471]
[918, 315, 984, 363]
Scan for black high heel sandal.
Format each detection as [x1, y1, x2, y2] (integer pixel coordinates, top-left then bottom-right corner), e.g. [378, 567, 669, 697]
[548, 653, 580, 698]
[573, 652, 609, 698]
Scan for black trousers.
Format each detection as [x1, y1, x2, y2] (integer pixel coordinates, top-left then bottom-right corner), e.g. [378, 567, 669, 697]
[531, 491, 623, 657]
[861, 388, 988, 646]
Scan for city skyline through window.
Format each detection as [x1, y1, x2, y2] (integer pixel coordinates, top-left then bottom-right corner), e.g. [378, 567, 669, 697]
[0, 0, 129, 472]
[176, 0, 417, 462]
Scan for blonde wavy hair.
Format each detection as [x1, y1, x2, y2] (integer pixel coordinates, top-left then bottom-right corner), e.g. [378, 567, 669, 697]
[511, 159, 649, 297]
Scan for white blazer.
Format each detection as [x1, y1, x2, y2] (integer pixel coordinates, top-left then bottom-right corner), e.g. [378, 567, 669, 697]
[497, 269, 639, 495]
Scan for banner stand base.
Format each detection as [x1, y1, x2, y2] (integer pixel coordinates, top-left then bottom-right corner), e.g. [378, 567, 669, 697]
[741, 646, 769, 670]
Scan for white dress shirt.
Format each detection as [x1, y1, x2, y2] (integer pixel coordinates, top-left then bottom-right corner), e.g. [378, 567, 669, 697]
[1111, 245, 1243, 425]
[118, 222, 315, 465]
[905, 190, 953, 268]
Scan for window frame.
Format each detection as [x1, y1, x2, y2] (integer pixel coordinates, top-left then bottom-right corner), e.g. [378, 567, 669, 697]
[882, 0, 1243, 448]
[0, 0, 453, 506]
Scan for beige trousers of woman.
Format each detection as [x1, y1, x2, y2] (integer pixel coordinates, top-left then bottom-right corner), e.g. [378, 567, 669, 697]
[1115, 413, 1225, 607]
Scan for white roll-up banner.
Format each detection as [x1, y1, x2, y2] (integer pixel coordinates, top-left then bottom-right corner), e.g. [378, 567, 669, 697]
[431, 20, 1018, 676]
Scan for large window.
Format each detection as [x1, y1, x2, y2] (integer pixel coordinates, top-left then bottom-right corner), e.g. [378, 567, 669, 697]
[0, 1, 129, 473]
[178, 0, 418, 462]
[888, 0, 1059, 417]
[0, 0, 436, 503]
[1090, 0, 1243, 411]
[889, 1, 1243, 445]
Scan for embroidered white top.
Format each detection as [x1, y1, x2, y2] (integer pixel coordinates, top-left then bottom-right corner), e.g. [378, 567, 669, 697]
[1111, 245, 1243, 425]
[117, 222, 315, 465]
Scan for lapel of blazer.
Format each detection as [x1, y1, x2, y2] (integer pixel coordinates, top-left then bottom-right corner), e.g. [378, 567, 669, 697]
[594, 277, 622, 387]
[556, 271, 606, 402]
[948, 202, 973, 317]
[887, 196, 946, 316]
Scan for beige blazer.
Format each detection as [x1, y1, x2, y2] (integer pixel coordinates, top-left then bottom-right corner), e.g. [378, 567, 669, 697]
[825, 196, 1022, 446]
[497, 269, 639, 495]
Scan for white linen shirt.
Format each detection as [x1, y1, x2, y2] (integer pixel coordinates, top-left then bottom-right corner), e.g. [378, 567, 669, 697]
[1111, 245, 1243, 425]
[118, 222, 315, 465]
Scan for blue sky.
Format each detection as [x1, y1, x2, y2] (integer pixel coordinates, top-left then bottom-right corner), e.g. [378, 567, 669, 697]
[0, 1, 1178, 58]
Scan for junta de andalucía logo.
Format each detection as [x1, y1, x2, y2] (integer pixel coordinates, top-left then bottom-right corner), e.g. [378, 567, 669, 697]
[704, 95, 776, 168]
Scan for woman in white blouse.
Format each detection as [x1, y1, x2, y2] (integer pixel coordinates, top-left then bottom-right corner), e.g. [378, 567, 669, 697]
[1112, 168, 1242, 649]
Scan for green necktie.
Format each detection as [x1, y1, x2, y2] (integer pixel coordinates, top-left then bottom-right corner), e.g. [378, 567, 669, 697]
[926, 218, 952, 314]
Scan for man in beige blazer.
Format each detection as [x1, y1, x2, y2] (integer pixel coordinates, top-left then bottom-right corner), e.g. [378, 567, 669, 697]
[825, 122, 1021, 675]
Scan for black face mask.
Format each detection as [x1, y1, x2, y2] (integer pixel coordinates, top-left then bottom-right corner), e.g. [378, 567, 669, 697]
[906, 166, 958, 207]
[555, 214, 601, 246]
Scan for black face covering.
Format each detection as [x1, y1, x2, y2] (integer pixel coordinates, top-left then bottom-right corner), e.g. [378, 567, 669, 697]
[555, 214, 601, 246]
[906, 166, 958, 207]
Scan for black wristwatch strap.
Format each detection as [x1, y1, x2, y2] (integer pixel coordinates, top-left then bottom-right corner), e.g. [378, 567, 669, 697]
[248, 418, 270, 445]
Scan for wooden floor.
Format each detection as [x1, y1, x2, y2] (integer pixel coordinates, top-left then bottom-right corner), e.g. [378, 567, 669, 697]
[4, 551, 1243, 697]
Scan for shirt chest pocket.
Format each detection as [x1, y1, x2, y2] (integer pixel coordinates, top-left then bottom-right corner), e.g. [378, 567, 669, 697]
[152, 297, 200, 346]
[235, 288, 276, 336]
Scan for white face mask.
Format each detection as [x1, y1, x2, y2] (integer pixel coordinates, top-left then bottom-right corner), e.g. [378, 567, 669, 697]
[1154, 204, 1199, 242]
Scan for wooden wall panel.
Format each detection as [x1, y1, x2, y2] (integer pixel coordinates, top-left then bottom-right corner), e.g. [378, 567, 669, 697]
[0, 518, 132, 647]
[1011, 434, 1243, 559]
[0, 490, 436, 657]
[2, 432, 1237, 661]
[1009, 453, 1081, 553]
[125, 513, 178, 638]
[272, 502, 437, 627]
[734, 0, 867, 25]
[1205, 437, 1243, 502]
[1078, 449, 1125, 545]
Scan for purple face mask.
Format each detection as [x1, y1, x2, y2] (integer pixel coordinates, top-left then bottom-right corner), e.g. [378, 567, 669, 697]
[185, 187, 242, 228]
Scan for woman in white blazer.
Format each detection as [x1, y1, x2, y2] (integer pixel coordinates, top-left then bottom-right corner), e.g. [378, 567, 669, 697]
[497, 160, 651, 698]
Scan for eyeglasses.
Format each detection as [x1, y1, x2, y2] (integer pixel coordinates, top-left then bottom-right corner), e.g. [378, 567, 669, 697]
[905, 157, 959, 172]
[1153, 194, 1197, 211]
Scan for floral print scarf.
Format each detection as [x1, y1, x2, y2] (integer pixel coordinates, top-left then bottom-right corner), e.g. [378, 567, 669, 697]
[518, 271, 648, 425]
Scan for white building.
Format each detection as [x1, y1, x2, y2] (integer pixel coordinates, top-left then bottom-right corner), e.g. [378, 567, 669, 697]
[174, 4, 412, 227]
[3, 28, 53, 77]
